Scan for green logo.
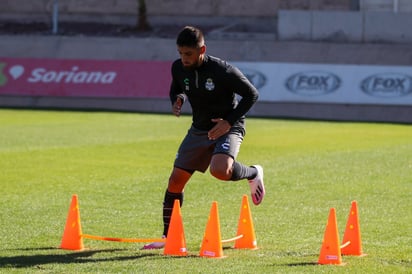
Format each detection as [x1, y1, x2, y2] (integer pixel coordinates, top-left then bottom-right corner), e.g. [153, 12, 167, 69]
[0, 62, 8, 86]
[184, 78, 190, 91]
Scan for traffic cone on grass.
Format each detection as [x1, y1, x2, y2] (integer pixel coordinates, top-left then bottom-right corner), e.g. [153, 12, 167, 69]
[234, 195, 258, 249]
[341, 200, 366, 256]
[199, 201, 225, 258]
[318, 208, 344, 265]
[60, 194, 84, 251]
[163, 199, 188, 256]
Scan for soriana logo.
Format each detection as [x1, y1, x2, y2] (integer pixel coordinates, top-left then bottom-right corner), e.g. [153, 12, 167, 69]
[28, 66, 117, 84]
[0, 58, 171, 98]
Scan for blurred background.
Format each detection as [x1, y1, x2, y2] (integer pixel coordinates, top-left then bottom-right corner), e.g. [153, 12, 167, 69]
[1, 0, 411, 123]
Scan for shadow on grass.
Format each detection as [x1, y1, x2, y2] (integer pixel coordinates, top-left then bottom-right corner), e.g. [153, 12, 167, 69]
[268, 252, 320, 267]
[0, 247, 162, 268]
[284, 262, 318, 266]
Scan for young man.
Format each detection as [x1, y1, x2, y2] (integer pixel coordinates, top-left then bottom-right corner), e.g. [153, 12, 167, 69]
[143, 26, 265, 249]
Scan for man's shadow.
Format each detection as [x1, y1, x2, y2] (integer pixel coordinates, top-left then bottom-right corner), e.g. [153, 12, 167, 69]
[0, 247, 159, 268]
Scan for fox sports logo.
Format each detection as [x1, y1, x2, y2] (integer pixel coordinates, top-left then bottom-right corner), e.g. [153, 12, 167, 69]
[361, 73, 412, 97]
[285, 71, 341, 96]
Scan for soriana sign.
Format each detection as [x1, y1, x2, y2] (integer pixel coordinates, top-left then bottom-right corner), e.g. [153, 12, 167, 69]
[0, 58, 172, 98]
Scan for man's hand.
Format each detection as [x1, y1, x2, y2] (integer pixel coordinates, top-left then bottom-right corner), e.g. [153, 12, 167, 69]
[172, 97, 183, 117]
[208, 118, 231, 140]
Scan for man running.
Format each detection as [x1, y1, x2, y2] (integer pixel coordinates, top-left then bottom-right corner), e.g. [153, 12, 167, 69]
[143, 26, 265, 249]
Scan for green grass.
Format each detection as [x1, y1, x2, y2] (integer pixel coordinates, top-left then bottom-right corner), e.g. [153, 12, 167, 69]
[0, 109, 411, 273]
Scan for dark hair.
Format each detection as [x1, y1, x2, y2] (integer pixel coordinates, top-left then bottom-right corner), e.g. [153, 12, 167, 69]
[176, 26, 204, 48]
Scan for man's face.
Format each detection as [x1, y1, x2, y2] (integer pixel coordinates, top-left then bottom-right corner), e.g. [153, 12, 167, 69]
[177, 45, 205, 70]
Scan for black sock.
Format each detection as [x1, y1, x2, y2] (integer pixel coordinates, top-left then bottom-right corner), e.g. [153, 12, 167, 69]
[230, 161, 258, 181]
[163, 190, 183, 236]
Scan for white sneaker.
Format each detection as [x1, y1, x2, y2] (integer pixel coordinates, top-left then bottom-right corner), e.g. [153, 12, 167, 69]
[248, 165, 265, 205]
[142, 235, 166, 250]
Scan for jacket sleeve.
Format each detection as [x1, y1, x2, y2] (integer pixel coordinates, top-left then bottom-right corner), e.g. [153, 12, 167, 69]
[169, 62, 187, 105]
[224, 64, 259, 125]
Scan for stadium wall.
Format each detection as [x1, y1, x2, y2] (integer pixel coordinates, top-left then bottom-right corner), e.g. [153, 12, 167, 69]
[1, 2, 411, 123]
[1, 34, 411, 123]
[278, 10, 412, 44]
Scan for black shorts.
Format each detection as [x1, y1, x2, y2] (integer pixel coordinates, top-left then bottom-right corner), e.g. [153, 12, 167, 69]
[174, 125, 245, 173]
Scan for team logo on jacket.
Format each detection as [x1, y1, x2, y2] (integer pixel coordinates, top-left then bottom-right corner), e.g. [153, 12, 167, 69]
[205, 78, 215, 91]
[184, 78, 190, 91]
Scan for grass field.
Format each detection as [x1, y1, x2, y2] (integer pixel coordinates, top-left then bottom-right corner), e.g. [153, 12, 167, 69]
[0, 109, 411, 273]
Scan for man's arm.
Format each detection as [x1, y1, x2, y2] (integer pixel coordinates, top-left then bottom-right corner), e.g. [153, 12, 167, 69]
[169, 63, 187, 117]
[224, 65, 259, 125]
[208, 64, 258, 140]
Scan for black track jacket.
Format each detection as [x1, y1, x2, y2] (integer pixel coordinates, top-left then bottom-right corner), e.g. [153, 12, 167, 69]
[169, 55, 259, 131]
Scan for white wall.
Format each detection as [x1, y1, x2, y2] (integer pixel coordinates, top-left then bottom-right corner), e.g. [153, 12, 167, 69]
[278, 10, 412, 43]
[360, 0, 412, 12]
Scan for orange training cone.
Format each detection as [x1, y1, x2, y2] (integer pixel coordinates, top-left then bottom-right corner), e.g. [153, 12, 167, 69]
[341, 201, 366, 256]
[234, 195, 258, 249]
[318, 208, 344, 265]
[199, 201, 225, 258]
[60, 194, 84, 251]
[163, 199, 187, 256]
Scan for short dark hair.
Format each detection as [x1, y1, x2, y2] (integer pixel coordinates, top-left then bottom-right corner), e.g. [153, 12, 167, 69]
[176, 26, 204, 48]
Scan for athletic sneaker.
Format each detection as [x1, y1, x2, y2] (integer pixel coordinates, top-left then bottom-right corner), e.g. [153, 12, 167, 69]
[248, 165, 265, 205]
[142, 235, 166, 250]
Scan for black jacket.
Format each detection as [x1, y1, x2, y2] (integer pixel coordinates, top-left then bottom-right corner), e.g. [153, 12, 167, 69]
[169, 55, 259, 130]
